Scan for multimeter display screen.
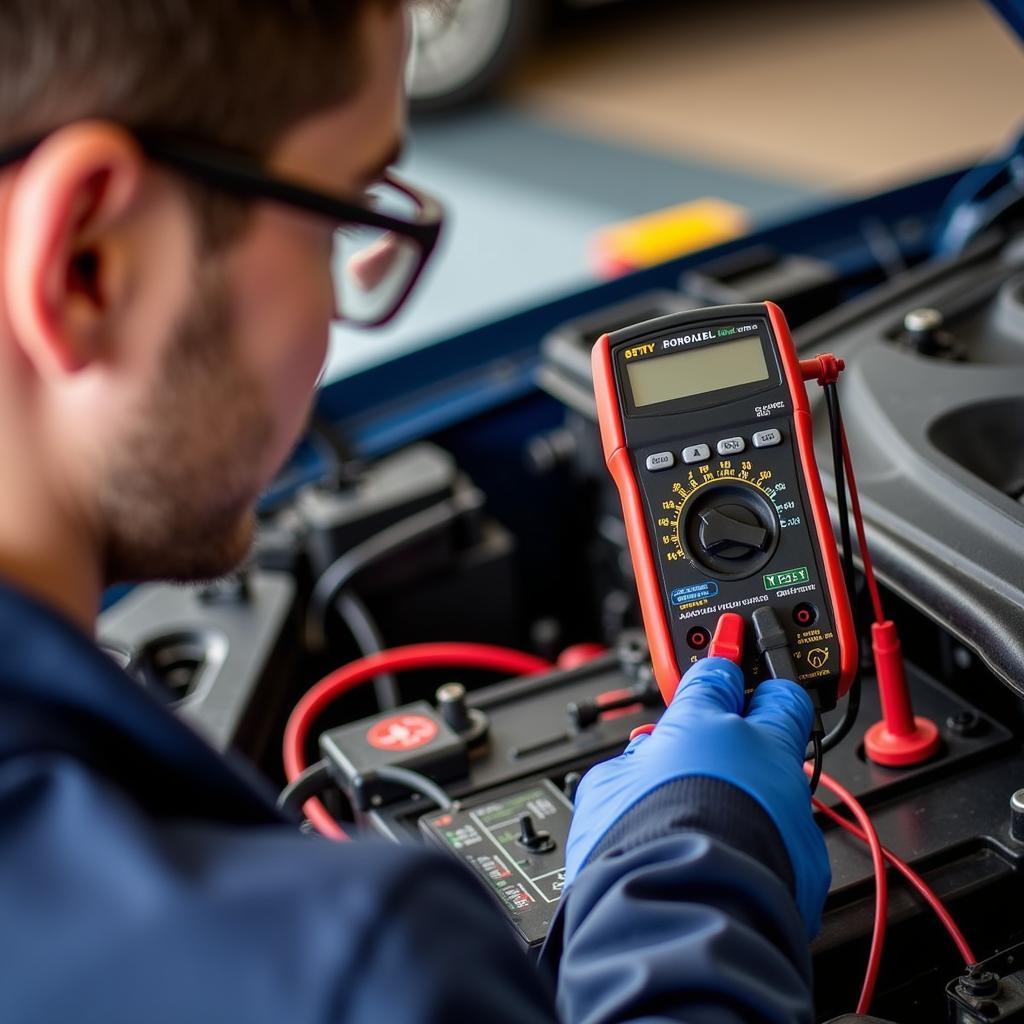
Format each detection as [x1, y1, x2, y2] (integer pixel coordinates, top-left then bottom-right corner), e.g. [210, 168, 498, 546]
[626, 335, 769, 406]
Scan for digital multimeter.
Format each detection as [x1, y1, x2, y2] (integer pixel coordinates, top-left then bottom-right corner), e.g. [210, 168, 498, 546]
[593, 301, 856, 710]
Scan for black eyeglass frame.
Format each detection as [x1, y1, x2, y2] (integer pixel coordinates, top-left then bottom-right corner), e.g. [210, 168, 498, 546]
[0, 128, 444, 328]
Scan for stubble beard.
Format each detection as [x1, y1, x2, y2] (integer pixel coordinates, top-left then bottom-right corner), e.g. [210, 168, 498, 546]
[100, 264, 274, 585]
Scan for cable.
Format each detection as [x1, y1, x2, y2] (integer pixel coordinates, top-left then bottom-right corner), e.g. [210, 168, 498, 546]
[819, 380, 863, 755]
[835, 390, 940, 764]
[812, 795, 976, 966]
[754, 606, 824, 793]
[824, 382, 855, 604]
[934, 127, 1024, 255]
[305, 495, 476, 652]
[277, 759, 335, 819]
[820, 675, 862, 754]
[808, 731, 823, 795]
[841, 425, 886, 626]
[284, 643, 552, 839]
[816, 379, 888, 1010]
[812, 367, 971, 1005]
[752, 606, 799, 681]
[334, 590, 401, 709]
[812, 768, 888, 1015]
[373, 765, 454, 811]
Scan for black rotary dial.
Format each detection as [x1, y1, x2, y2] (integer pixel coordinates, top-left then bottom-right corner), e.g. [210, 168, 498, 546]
[682, 482, 779, 578]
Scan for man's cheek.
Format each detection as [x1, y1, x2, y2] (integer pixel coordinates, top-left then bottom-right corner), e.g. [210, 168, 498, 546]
[280, 320, 329, 409]
[263, 331, 328, 463]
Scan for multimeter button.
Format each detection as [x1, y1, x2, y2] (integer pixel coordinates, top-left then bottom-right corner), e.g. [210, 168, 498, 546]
[753, 428, 783, 449]
[682, 443, 711, 464]
[645, 451, 675, 471]
[716, 436, 746, 456]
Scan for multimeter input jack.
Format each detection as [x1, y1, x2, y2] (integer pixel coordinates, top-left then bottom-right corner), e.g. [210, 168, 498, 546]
[686, 626, 710, 650]
[793, 602, 818, 627]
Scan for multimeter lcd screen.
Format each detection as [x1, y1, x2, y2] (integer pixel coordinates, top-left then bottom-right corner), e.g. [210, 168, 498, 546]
[626, 336, 770, 407]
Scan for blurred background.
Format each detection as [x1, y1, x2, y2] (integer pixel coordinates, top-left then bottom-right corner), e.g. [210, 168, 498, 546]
[325, 0, 1024, 380]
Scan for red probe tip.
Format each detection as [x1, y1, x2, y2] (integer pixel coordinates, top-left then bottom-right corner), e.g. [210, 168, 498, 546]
[864, 621, 941, 767]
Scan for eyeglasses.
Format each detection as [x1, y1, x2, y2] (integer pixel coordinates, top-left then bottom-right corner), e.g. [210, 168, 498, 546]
[0, 128, 444, 328]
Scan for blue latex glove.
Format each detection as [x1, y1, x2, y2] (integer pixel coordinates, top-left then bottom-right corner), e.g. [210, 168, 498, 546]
[565, 657, 831, 937]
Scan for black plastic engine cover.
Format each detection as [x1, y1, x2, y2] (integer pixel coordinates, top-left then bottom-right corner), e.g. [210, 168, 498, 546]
[803, 241, 1024, 697]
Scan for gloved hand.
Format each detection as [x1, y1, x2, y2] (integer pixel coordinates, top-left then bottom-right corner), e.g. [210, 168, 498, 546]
[565, 657, 830, 936]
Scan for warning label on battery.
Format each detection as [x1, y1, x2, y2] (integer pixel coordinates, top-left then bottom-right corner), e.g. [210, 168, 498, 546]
[366, 713, 438, 751]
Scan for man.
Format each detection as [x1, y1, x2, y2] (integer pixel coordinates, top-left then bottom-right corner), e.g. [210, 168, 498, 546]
[0, 2, 829, 1022]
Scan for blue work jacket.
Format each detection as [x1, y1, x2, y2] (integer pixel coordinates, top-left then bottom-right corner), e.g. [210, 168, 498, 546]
[0, 580, 814, 1022]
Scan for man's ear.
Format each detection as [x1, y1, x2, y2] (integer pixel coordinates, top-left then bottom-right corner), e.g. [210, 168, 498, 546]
[3, 121, 144, 376]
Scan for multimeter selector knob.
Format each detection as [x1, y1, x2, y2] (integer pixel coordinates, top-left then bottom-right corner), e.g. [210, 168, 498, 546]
[698, 504, 769, 559]
[684, 484, 779, 578]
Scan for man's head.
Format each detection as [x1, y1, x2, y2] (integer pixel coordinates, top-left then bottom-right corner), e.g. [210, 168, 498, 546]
[0, 1, 412, 598]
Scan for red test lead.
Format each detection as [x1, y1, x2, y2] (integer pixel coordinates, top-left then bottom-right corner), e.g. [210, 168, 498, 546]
[708, 612, 744, 663]
[833, 415, 941, 766]
[628, 613, 745, 742]
[284, 643, 552, 839]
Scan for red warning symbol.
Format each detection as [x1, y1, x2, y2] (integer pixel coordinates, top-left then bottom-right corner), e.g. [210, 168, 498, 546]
[366, 713, 439, 751]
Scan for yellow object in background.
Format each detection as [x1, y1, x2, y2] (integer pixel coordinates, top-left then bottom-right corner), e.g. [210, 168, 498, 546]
[591, 198, 749, 278]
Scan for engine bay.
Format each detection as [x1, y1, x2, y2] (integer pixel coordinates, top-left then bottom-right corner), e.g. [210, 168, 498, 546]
[98, 176, 1024, 1022]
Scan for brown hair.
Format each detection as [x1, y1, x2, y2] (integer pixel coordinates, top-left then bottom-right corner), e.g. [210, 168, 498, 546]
[0, 1, 408, 153]
[0, 0, 405, 243]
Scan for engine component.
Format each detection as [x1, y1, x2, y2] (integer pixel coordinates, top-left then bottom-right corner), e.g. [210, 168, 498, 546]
[320, 701, 469, 810]
[99, 569, 296, 756]
[419, 780, 572, 948]
[948, 943, 1024, 1022]
[681, 243, 843, 327]
[804, 247, 1024, 697]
